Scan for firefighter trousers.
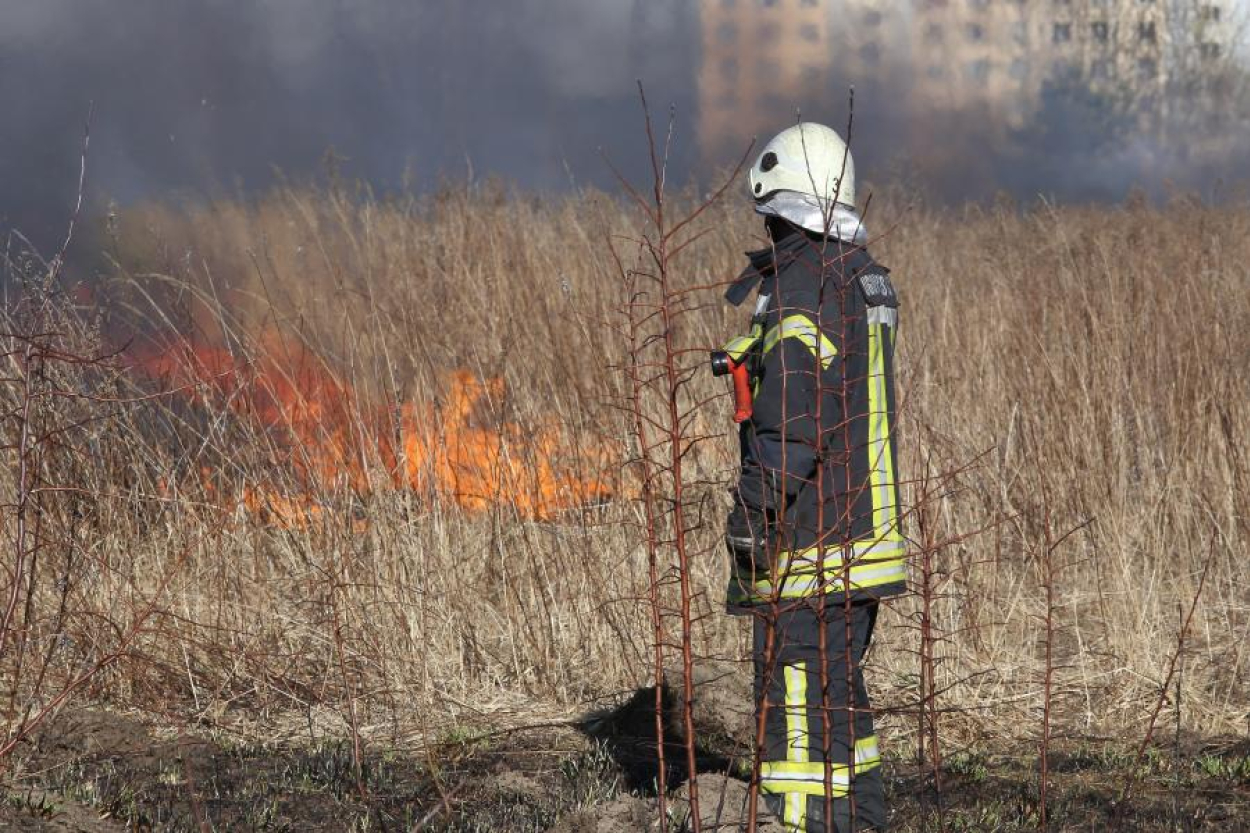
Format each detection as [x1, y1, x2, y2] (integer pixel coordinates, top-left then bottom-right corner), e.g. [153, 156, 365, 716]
[754, 601, 885, 832]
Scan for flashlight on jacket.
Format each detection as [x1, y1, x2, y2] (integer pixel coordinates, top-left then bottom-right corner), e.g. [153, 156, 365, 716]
[711, 332, 760, 424]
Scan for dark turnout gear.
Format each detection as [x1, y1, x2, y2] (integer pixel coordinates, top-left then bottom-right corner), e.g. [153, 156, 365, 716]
[724, 227, 906, 610]
[755, 602, 885, 831]
[720, 219, 904, 832]
[725, 495, 774, 564]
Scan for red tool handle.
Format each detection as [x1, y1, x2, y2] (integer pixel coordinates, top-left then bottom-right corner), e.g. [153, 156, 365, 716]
[730, 360, 753, 423]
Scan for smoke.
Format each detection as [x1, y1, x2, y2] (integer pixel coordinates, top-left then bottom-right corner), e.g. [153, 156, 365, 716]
[0, 0, 696, 248]
[1, 0, 1248, 249]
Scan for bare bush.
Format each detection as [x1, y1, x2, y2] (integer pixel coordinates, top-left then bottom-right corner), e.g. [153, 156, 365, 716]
[0, 236, 194, 762]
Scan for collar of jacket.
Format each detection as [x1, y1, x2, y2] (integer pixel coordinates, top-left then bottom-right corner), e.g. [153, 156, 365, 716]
[724, 231, 820, 307]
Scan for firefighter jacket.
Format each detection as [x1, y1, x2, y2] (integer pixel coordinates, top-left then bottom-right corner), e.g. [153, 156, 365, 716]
[725, 228, 906, 610]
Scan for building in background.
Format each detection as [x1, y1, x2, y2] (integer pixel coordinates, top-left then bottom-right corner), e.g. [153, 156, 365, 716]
[697, 0, 1240, 166]
[696, 0, 908, 162]
[910, 0, 1233, 127]
[697, 0, 832, 163]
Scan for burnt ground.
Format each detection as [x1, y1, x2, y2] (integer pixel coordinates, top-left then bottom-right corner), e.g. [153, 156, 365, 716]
[1, 707, 1248, 832]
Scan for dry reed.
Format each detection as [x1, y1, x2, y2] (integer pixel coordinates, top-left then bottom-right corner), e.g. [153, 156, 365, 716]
[3, 181, 1246, 759]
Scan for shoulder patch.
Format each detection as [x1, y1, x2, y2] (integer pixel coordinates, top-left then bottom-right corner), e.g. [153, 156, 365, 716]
[856, 269, 898, 308]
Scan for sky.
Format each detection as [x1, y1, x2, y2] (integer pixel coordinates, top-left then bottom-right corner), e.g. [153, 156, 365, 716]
[2, 0, 1248, 249]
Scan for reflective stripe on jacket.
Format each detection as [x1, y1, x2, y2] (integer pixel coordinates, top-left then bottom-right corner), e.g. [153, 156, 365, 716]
[729, 230, 905, 610]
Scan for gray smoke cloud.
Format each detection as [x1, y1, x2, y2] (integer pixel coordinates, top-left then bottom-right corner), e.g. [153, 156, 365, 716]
[2, 0, 1248, 250]
[0, 0, 696, 248]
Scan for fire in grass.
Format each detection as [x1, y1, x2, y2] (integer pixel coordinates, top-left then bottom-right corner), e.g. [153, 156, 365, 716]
[131, 328, 614, 525]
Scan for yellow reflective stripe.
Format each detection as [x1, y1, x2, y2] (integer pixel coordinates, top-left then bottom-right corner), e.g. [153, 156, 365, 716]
[723, 337, 756, 352]
[765, 776, 848, 798]
[867, 321, 901, 543]
[752, 562, 907, 600]
[778, 538, 908, 572]
[763, 315, 837, 369]
[787, 792, 805, 828]
[762, 737, 882, 780]
[784, 663, 809, 763]
[761, 736, 882, 800]
[760, 770, 876, 795]
[727, 557, 907, 605]
[721, 326, 762, 363]
[783, 662, 808, 828]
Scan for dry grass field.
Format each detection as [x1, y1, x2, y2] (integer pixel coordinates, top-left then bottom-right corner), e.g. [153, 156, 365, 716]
[1, 180, 1247, 829]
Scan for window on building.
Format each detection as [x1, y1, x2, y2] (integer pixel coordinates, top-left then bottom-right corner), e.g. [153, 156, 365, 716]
[1053, 22, 1072, 43]
[927, 64, 946, 79]
[864, 10, 883, 26]
[720, 57, 740, 77]
[1091, 21, 1109, 42]
[1091, 59, 1111, 78]
[1138, 56, 1157, 77]
[762, 0, 779, 7]
[968, 23, 984, 41]
[860, 42, 882, 64]
[799, 23, 819, 41]
[1200, 5, 1221, 21]
[801, 64, 821, 82]
[969, 59, 991, 85]
[1139, 21, 1156, 42]
[1200, 42, 1222, 58]
[925, 22, 944, 42]
[1010, 58, 1028, 79]
[800, 0, 818, 6]
[759, 21, 780, 40]
[969, 0, 989, 8]
[1012, 21, 1028, 44]
[721, 0, 736, 7]
[717, 22, 738, 44]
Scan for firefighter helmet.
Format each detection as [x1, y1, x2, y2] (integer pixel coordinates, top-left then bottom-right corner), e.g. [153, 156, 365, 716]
[748, 122, 856, 209]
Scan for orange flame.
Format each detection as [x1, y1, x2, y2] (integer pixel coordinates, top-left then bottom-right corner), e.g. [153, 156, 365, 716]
[134, 329, 613, 524]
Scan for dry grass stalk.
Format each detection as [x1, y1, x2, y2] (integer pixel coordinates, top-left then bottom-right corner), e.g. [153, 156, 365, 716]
[0, 180, 1238, 773]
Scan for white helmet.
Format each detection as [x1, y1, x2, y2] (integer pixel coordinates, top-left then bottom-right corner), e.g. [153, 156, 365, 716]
[748, 122, 856, 209]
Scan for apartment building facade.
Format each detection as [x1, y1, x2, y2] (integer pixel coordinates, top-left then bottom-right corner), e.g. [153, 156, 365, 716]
[697, 0, 1236, 161]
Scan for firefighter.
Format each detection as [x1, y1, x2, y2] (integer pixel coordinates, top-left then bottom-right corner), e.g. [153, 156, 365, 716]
[720, 122, 906, 831]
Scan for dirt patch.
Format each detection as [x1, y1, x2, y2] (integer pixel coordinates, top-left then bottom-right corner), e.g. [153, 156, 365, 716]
[885, 741, 1250, 832]
[546, 793, 654, 833]
[0, 791, 126, 832]
[671, 774, 786, 831]
[29, 711, 158, 763]
[3, 706, 1249, 831]
[7, 708, 629, 831]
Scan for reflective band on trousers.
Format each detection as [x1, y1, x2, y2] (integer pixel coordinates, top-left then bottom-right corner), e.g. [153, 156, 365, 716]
[784, 663, 810, 763]
[783, 662, 809, 828]
[763, 314, 838, 369]
[760, 736, 882, 797]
